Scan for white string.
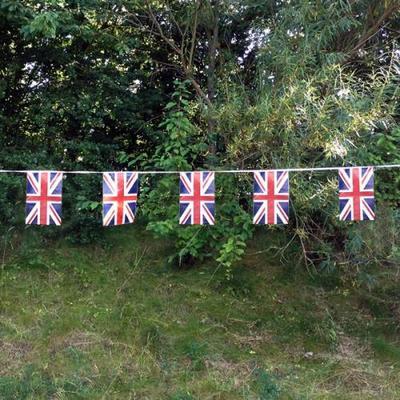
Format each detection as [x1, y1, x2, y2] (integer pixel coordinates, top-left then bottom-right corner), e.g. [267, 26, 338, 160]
[0, 164, 399, 175]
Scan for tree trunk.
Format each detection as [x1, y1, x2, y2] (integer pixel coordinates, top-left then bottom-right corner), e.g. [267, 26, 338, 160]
[206, 0, 219, 161]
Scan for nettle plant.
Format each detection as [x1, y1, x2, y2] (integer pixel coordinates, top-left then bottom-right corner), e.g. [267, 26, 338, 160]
[138, 81, 253, 277]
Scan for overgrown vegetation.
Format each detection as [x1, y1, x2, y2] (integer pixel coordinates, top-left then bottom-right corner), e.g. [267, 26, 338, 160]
[1, 0, 399, 276]
[0, 2, 400, 397]
[1, 227, 400, 399]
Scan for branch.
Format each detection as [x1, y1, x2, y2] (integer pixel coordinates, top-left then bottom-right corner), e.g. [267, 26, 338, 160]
[145, 2, 183, 56]
[186, 73, 213, 107]
[188, 1, 201, 71]
[347, 2, 400, 57]
[126, 3, 212, 108]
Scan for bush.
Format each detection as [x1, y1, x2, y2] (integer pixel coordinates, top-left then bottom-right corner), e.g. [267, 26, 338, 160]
[139, 81, 254, 276]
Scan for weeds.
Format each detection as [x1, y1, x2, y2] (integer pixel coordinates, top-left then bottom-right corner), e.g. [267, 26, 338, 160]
[372, 337, 400, 363]
[0, 227, 399, 398]
[252, 368, 280, 400]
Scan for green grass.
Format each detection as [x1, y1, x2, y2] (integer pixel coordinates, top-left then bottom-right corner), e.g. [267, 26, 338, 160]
[0, 227, 399, 399]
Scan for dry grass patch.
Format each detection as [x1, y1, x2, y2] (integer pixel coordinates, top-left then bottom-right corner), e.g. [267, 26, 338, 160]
[0, 339, 32, 374]
[205, 358, 255, 389]
[316, 361, 400, 398]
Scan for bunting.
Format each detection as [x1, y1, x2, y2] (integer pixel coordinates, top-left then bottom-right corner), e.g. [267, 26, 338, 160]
[339, 167, 375, 221]
[179, 171, 215, 225]
[26, 171, 63, 225]
[253, 170, 290, 225]
[102, 172, 139, 226]
[12, 164, 395, 226]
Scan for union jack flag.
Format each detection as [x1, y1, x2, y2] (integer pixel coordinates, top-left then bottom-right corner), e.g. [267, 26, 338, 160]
[26, 171, 63, 225]
[253, 170, 289, 225]
[339, 167, 375, 221]
[103, 172, 139, 226]
[179, 171, 215, 225]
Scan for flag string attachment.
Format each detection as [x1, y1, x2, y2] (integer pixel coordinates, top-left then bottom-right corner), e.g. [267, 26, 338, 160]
[5, 166, 398, 226]
[0, 164, 399, 175]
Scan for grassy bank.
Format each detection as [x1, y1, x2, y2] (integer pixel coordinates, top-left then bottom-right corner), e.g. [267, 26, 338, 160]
[0, 227, 400, 399]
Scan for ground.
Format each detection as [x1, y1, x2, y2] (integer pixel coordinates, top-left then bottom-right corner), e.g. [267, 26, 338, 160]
[0, 227, 399, 399]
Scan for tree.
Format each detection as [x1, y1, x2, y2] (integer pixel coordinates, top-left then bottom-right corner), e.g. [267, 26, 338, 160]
[0, 0, 174, 237]
[0, 0, 399, 272]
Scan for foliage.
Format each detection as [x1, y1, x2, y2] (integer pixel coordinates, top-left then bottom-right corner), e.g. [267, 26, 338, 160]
[0, 0, 399, 273]
[0, 0, 172, 241]
[214, 0, 400, 273]
[1, 3, 400, 399]
[362, 127, 400, 206]
[138, 81, 253, 274]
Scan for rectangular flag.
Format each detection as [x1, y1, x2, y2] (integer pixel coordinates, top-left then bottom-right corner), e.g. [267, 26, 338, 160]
[339, 167, 375, 221]
[103, 172, 139, 226]
[26, 171, 63, 225]
[253, 170, 289, 225]
[179, 171, 215, 225]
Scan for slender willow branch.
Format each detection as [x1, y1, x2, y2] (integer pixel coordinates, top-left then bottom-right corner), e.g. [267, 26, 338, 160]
[347, 1, 400, 57]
